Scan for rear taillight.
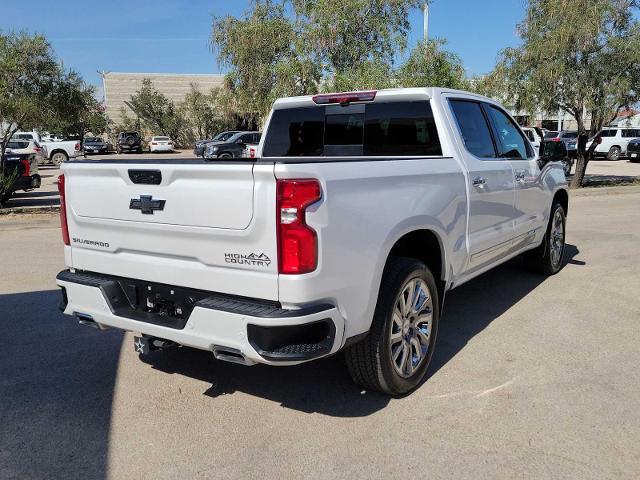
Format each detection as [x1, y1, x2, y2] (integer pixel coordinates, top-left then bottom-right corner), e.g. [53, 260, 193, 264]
[74, 142, 80, 151]
[276, 179, 321, 274]
[57, 175, 70, 245]
[33, 146, 42, 153]
[312, 90, 377, 105]
[249, 147, 256, 158]
[550, 137, 561, 142]
[20, 159, 30, 177]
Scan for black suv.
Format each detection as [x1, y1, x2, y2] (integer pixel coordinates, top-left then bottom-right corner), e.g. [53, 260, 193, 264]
[116, 131, 143, 154]
[203, 132, 261, 159]
[1, 142, 41, 205]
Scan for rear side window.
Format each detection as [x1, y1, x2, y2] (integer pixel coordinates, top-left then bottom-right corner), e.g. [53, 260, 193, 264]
[364, 102, 442, 156]
[263, 107, 324, 156]
[622, 129, 640, 138]
[601, 130, 617, 137]
[449, 100, 496, 158]
[262, 101, 442, 157]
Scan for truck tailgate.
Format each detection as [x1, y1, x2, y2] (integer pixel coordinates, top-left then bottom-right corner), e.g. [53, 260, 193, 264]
[62, 161, 279, 300]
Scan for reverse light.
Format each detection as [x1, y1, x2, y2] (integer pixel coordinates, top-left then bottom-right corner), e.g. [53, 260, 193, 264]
[312, 90, 377, 105]
[276, 179, 321, 274]
[57, 174, 70, 245]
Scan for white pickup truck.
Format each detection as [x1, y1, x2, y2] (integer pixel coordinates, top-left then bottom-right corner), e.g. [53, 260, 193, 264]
[41, 139, 82, 165]
[56, 88, 569, 396]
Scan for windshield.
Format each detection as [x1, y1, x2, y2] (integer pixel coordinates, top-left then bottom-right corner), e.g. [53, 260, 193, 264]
[544, 131, 559, 139]
[213, 131, 238, 141]
[153, 136, 170, 141]
[15, 134, 34, 140]
[561, 132, 578, 139]
[85, 137, 102, 143]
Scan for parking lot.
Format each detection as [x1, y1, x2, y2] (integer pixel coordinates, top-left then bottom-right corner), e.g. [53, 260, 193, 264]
[3, 154, 640, 212]
[1, 186, 639, 479]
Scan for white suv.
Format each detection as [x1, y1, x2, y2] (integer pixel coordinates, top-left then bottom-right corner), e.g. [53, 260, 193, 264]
[56, 88, 569, 396]
[589, 127, 640, 160]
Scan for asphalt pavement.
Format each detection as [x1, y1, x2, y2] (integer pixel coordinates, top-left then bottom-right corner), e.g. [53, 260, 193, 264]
[1, 187, 639, 479]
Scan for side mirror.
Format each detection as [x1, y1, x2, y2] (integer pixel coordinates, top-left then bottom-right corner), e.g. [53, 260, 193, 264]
[540, 140, 568, 164]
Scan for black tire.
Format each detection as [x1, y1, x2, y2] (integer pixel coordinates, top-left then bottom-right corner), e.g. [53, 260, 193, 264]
[1, 191, 13, 204]
[606, 146, 621, 161]
[524, 202, 566, 275]
[344, 257, 440, 396]
[217, 152, 233, 159]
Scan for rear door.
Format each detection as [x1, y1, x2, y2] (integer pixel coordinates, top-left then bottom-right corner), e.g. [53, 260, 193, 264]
[447, 97, 517, 270]
[63, 160, 279, 300]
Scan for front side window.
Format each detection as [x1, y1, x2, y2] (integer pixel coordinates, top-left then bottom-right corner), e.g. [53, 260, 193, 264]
[622, 129, 640, 138]
[601, 130, 617, 137]
[449, 100, 496, 159]
[485, 105, 532, 159]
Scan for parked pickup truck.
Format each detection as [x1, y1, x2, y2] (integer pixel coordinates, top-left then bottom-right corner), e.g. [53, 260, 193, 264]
[55, 88, 569, 396]
[41, 139, 81, 165]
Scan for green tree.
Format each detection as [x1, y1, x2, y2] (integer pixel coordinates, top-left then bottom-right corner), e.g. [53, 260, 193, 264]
[291, 0, 423, 76]
[331, 60, 396, 91]
[397, 38, 468, 89]
[183, 85, 237, 140]
[47, 70, 107, 138]
[125, 78, 188, 145]
[484, 0, 640, 188]
[211, 1, 302, 121]
[0, 31, 60, 171]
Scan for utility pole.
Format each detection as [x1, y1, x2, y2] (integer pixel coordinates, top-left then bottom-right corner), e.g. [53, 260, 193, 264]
[423, 3, 429, 41]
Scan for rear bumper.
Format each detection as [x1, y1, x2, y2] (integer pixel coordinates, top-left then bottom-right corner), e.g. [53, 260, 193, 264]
[56, 270, 345, 366]
[10, 175, 41, 192]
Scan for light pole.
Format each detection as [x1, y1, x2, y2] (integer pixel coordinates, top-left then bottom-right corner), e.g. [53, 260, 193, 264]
[423, 3, 429, 41]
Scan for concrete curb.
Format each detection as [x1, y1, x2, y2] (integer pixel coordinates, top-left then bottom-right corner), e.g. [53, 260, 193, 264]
[0, 205, 60, 216]
[570, 184, 640, 197]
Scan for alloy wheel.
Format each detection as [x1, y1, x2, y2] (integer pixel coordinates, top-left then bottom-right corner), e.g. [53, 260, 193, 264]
[549, 208, 565, 268]
[389, 278, 433, 378]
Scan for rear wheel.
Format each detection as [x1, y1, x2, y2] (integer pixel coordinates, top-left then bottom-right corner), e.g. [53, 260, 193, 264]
[607, 146, 621, 161]
[217, 152, 233, 159]
[51, 151, 68, 166]
[524, 202, 566, 275]
[345, 257, 439, 396]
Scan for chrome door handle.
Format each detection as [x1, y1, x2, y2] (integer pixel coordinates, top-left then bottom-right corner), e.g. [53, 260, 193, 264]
[472, 176, 486, 187]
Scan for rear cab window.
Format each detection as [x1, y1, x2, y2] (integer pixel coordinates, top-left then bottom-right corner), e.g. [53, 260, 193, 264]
[262, 101, 442, 158]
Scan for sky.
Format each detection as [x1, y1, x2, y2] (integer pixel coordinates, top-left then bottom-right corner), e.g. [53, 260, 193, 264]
[0, 0, 526, 95]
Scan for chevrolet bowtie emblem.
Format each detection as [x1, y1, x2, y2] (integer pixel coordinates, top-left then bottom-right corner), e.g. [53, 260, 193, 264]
[130, 195, 166, 214]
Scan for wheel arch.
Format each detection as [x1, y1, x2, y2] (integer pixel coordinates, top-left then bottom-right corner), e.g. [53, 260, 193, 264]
[50, 149, 68, 158]
[553, 188, 569, 217]
[385, 228, 448, 305]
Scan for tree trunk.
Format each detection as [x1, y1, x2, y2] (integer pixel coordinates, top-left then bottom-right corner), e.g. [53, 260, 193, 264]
[570, 132, 589, 188]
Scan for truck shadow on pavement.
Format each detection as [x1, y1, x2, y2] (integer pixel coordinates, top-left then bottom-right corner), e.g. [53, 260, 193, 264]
[0, 290, 122, 480]
[141, 244, 582, 417]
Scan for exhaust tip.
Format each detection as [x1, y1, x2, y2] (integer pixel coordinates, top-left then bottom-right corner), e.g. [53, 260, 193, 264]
[75, 312, 107, 330]
[212, 346, 251, 366]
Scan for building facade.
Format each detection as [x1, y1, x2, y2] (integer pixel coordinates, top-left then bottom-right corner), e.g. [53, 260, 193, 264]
[100, 72, 225, 125]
